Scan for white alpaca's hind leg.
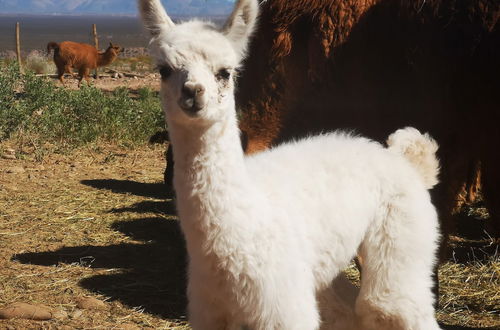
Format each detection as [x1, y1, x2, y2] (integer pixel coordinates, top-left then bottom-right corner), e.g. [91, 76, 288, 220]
[318, 273, 359, 330]
[355, 195, 441, 330]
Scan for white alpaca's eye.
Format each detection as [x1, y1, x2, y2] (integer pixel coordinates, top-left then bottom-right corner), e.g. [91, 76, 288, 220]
[158, 65, 173, 81]
[216, 68, 231, 81]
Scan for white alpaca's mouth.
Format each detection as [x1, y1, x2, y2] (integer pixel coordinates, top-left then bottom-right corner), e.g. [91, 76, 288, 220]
[178, 98, 205, 117]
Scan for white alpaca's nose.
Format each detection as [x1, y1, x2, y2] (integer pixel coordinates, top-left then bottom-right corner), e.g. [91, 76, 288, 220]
[179, 82, 206, 113]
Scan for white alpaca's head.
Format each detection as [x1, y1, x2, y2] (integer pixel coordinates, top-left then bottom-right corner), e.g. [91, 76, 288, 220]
[138, 0, 258, 127]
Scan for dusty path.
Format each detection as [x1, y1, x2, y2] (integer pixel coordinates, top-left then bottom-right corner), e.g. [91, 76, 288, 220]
[49, 72, 161, 93]
[0, 144, 190, 329]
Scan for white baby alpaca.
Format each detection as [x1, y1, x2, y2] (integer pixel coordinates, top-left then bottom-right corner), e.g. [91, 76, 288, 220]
[138, 0, 442, 329]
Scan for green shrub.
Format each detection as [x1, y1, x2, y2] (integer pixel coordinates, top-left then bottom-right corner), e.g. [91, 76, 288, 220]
[0, 62, 164, 149]
[0, 64, 28, 139]
[25, 53, 55, 74]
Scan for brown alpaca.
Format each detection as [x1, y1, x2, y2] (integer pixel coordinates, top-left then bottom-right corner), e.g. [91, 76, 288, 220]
[233, 0, 499, 244]
[166, 0, 498, 239]
[47, 41, 123, 86]
[162, 0, 498, 304]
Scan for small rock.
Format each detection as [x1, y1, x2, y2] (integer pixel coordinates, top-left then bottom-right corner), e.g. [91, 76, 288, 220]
[6, 166, 25, 174]
[75, 297, 108, 310]
[52, 309, 68, 320]
[2, 148, 16, 159]
[70, 309, 83, 319]
[0, 302, 53, 320]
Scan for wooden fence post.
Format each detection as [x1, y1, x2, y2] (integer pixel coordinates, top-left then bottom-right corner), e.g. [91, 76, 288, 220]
[92, 23, 99, 79]
[16, 22, 24, 73]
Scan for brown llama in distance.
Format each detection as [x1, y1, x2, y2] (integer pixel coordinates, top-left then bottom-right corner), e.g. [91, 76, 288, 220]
[47, 41, 123, 86]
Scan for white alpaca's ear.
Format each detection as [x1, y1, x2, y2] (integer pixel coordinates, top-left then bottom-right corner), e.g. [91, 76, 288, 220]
[222, 0, 259, 58]
[137, 0, 175, 37]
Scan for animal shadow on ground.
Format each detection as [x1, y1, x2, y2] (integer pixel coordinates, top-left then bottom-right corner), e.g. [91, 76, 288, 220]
[81, 179, 171, 199]
[13, 179, 188, 319]
[11, 179, 496, 328]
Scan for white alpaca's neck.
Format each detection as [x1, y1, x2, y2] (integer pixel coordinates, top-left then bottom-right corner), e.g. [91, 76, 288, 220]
[168, 105, 261, 256]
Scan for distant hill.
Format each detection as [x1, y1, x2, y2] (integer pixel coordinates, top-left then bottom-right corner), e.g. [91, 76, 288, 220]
[0, 0, 234, 16]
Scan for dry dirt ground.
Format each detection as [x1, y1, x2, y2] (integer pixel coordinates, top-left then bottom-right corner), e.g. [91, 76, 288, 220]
[0, 76, 498, 329]
[0, 143, 190, 329]
[51, 73, 161, 93]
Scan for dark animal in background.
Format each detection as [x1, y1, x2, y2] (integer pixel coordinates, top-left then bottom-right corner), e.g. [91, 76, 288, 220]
[47, 41, 123, 86]
[164, 0, 499, 260]
[235, 0, 499, 244]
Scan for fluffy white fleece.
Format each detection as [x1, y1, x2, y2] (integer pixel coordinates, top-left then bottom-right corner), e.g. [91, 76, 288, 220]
[138, 0, 442, 329]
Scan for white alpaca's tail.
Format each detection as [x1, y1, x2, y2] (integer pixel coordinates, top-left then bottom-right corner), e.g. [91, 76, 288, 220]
[387, 127, 440, 189]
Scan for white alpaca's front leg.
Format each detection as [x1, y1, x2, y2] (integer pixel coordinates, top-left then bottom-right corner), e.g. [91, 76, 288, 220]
[187, 278, 230, 330]
[253, 272, 321, 330]
[274, 290, 320, 330]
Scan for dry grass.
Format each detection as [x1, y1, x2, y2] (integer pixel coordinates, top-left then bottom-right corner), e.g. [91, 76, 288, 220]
[0, 141, 498, 329]
[438, 259, 499, 328]
[0, 142, 188, 329]
[108, 56, 155, 74]
[343, 253, 499, 329]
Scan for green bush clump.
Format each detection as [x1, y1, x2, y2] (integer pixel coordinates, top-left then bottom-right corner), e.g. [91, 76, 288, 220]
[0, 62, 164, 148]
[25, 53, 55, 74]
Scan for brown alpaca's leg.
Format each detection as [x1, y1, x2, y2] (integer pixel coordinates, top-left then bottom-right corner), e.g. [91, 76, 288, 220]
[455, 160, 482, 209]
[85, 68, 91, 84]
[77, 68, 90, 87]
[481, 150, 500, 239]
[56, 63, 66, 83]
[466, 161, 482, 204]
[77, 68, 84, 87]
[66, 66, 77, 80]
[165, 143, 174, 188]
[83, 68, 91, 85]
[436, 152, 473, 249]
[431, 151, 471, 308]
